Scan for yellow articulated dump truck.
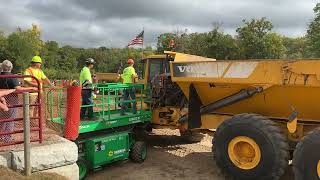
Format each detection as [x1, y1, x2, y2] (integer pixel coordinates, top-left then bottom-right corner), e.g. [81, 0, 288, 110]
[139, 51, 320, 180]
[95, 72, 119, 82]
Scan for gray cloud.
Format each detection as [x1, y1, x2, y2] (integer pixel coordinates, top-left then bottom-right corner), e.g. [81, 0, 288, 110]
[0, 0, 317, 48]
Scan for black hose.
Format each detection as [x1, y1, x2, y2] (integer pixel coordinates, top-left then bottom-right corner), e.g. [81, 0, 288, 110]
[200, 87, 263, 114]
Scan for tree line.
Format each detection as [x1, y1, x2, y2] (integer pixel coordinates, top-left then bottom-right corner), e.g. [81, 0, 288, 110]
[157, 3, 320, 60]
[1, 3, 320, 80]
[0, 24, 153, 80]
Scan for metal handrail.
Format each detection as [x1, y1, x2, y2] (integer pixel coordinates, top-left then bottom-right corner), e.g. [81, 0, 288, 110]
[0, 74, 43, 147]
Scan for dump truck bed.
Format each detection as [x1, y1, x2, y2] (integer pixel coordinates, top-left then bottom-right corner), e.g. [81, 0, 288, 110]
[169, 55, 320, 121]
[96, 73, 119, 82]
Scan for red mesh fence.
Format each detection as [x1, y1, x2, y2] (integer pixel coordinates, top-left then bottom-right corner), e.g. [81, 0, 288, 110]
[43, 88, 67, 136]
[0, 75, 42, 148]
[44, 86, 82, 139]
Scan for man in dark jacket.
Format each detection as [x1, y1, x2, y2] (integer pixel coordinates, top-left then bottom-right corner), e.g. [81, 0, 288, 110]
[0, 60, 35, 142]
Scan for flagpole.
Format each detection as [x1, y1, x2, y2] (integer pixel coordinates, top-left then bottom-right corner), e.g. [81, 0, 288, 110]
[141, 43, 144, 59]
[127, 45, 130, 59]
[141, 27, 144, 59]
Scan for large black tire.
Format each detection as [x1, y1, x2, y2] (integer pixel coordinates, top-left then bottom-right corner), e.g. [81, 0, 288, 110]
[293, 128, 320, 180]
[77, 157, 89, 180]
[213, 114, 289, 180]
[130, 141, 147, 163]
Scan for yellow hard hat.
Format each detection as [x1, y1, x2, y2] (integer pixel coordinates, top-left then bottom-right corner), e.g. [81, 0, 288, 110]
[31, 56, 42, 63]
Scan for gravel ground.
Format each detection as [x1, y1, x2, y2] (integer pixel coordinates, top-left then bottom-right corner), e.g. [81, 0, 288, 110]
[87, 129, 294, 180]
[0, 166, 67, 180]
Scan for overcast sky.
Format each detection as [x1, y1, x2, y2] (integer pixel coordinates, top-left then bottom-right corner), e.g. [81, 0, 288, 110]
[0, 0, 317, 48]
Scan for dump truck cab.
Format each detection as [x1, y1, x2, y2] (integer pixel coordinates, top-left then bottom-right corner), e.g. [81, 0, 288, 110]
[139, 52, 215, 130]
[139, 54, 168, 87]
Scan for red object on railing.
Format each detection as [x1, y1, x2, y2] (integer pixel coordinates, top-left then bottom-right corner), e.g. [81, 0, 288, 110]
[64, 86, 81, 140]
[0, 74, 42, 147]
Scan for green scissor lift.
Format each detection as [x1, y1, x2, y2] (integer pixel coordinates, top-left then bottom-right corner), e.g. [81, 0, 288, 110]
[47, 83, 151, 179]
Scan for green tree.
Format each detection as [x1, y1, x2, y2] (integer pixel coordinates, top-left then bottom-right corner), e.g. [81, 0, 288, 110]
[282, 36, 308, 59]
[158, 28, 241, 60]
[156, 33, 176, 53]
[263, 33, 285, 59]
[7, 24, 43, 72]
[56, 45, 80, 79]
[306, 3, 320, 57]
[1, 24, 155, 79]
[182, 32, 208, 56]
[0, 31, 9, 60]
[205, 28, 241, 59]
[236, 18, 276, 59]
[42, 41, 60, 68]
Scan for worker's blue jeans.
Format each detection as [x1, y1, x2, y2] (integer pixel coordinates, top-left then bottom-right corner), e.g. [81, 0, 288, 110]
[121, 88, 137, 114]
[0, 107, 16, 142]
[80, 89, 93, 119]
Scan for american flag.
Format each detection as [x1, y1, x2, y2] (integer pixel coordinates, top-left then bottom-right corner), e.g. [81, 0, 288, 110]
[127, 30, 144, 46]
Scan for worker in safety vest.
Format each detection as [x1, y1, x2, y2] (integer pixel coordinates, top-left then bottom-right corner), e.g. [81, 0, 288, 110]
[79, 58, 95, 120]
[24, 56, 52, 117]
[119, 59, 138, 116]
[24, 56, 52, 89]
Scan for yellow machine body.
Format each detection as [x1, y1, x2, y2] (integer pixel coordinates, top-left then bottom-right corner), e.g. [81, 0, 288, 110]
[139, 51, 320, 179]
[143, 51, 320, 141]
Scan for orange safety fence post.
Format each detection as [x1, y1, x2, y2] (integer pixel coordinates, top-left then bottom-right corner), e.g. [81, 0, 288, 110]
[64, 86, 81, 140]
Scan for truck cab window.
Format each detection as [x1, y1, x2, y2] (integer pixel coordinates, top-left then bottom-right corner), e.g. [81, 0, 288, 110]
[148, 60, 162, 82]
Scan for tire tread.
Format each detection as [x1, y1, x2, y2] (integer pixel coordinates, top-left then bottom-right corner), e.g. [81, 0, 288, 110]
[213, 114, 289, 180]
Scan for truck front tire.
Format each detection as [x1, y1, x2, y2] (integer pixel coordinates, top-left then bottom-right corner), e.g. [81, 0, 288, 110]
[213, 114, 289, 180]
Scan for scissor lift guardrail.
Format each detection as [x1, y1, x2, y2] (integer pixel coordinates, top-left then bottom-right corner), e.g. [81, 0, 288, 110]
[46, 83, 152, 134]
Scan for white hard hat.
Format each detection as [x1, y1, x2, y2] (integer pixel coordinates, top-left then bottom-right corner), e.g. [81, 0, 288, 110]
[2, 60, 13, 72]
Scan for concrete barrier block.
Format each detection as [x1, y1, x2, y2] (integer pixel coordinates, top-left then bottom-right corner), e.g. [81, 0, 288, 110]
[11, 136, 78, 172]
[42, 163, 79, 180]
[0, 151, 11, 168]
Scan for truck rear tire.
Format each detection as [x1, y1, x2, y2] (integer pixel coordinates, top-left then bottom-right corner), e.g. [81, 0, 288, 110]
[293, 128, 320, 180]
[130, 141, 147, 163]
[213, 114, 289, 180]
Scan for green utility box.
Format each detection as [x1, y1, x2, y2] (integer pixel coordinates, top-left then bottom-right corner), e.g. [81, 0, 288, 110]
[77, 131, 147, 179]
[46, 83, 151, 179]
[83, 132, 131, 168]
